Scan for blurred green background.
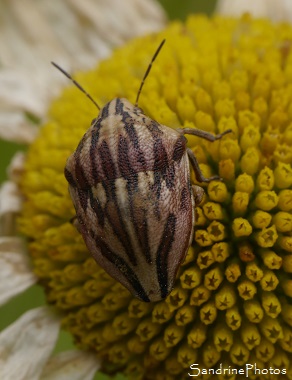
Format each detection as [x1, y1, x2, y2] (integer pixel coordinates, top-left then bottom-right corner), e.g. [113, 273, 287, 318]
[0, 1, 216, 379]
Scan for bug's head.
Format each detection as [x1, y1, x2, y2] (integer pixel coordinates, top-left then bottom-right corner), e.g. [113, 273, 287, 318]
[119, 97, 144, 115]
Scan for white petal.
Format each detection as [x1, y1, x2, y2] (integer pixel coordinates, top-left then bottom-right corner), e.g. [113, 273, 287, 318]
[0, 0, 166, 144]
[40, 351, 100, 380]
[0, 112, 38, 144]
[7, 151, 26, 183]
[216, 0, 292, 22]
[0, 237, 36, 306]
[0, 181, 23, 236]
[0, 181, 23, 217]
[0, 307, 60, 380]
[0, 70, 46, 115]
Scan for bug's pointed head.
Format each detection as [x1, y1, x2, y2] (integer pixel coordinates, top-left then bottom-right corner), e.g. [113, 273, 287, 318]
[98, 97, 144, 121]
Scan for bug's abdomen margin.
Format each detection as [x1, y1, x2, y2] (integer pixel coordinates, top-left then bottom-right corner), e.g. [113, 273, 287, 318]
[65, 99, 195, 302]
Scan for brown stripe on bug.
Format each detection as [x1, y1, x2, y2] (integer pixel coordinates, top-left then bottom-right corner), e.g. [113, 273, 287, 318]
[101, 181, 139, 266]
[172, 136, 187, 162]
[100, 102, 110, 119]
[156, 213, 177, 299]
[92, 232, 150, 302]
[122, 113, 147, 170]
[117, 135, 149, 252]
[108, 174, 152, 265]
[73, 156, 90, 189]
[129, 202, 151, 263]
[117, 135, 151, 262]
[88, 190, 105, 227]
[67, 137, 93, 190]
[89, 119, 103, 184]
[115, 98, 124, 115]
[127, 176, 152, 264]
[98, 140, 117, 181]
[151, 134, 173, 200]
[118, 135, 138, 181]
[64, 167, 77, 187]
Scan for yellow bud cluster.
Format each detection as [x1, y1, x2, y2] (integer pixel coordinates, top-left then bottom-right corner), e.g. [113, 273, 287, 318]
[19, 14, 292, 380]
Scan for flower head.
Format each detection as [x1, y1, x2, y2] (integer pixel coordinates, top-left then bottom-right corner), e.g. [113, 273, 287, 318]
[18, 14, 292, 380]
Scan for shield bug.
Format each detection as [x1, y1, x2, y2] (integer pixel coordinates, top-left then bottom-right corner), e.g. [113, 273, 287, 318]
[52, 40, 231, 302]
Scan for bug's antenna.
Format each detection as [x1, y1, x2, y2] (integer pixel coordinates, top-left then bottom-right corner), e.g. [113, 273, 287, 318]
[51, 62, 100, 110]
[135, 39, 166, 107]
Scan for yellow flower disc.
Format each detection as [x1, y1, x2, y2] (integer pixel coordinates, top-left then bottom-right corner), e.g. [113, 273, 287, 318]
[19, 15, 292, 380]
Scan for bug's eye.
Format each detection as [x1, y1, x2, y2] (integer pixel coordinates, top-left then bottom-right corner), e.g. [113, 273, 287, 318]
[132, 106, 143, 115]
[172, 136, 187, 161]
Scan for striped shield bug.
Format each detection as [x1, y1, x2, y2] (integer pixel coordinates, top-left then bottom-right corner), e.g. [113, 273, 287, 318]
[52, 40, 231, 302]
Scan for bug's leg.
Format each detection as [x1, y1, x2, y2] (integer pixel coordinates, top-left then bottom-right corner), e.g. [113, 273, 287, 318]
[182, 128, 232, 183]
[187, 148, 221, 182]
[178, 128, 232, 141]
[192, 185, 205, 205]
